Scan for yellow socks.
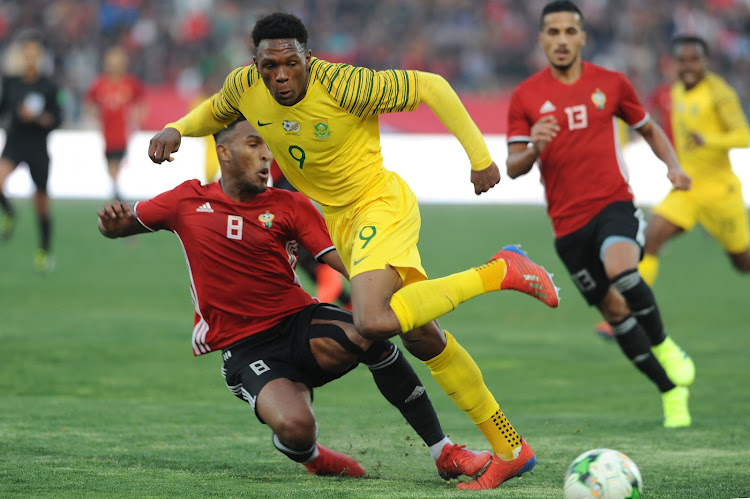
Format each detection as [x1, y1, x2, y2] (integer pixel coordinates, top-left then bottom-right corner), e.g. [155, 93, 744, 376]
[475, 258, 508, 292]
[478, 410, 522, 461]
[389, 260, 508, 333]
[638, 253, 659, 287]
[423, 331, 521, 461]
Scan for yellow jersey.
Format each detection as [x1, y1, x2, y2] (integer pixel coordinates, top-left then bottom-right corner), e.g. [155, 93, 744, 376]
[671, 72, 750, 183]
[168, 58, 492, 208]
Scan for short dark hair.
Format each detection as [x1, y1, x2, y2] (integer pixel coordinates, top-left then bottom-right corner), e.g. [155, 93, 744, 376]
[672, 35, 709, 57]
[251, 12, 308, 50]
[540, 0, 584, 29]
[213, 117, 247, 144]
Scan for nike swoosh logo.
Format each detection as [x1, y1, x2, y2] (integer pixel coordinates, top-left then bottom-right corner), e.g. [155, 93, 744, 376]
[257, 121, 273, 127]
[353, 255, 370, 265]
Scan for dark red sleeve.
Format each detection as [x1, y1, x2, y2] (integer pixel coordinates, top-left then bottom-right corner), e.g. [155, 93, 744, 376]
[134, 181, 191, 232]
[85, 78, 100, 104]
[615, 73, 649, 127]
[289, 193, 335, 259]
[506, 87, 532, 143]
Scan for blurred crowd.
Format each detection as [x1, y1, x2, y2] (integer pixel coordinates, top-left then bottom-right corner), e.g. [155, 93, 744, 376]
[1, 0, 750, 128]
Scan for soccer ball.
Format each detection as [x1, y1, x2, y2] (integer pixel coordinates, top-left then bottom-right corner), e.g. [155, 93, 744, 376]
[563, 448, 643, 499]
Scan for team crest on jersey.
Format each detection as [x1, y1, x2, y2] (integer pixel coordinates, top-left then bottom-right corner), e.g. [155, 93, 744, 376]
[258, 211, 274, 229]
[591, 88, 606, 110]
[282, 120, 301, 133]
[313, 119, 331, 139]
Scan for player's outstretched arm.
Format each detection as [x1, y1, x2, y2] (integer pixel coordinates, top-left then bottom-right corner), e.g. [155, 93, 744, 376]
[148, 96, 230, 164]
[97, 201, 149, 239]
[637, 120, 691, 191]
[415, 72, 499, 193]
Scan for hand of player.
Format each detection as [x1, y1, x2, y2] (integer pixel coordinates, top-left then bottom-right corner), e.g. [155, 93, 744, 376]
[667, 167, 692, 191]
[530, 115, 560, 155]
[97, 200, 138, 237]
[17, 105, 35, 123]
[148, 127, 182, 164]
[471, 161, 501, 195]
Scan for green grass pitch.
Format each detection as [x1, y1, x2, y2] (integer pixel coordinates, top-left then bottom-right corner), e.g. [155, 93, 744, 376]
[1, 199, 748, 498]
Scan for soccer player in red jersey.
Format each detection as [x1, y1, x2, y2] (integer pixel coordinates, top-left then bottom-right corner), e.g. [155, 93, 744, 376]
[506, 1, 695, 428]
[97, 118, 493, 481]
[85, 46, 145, 200]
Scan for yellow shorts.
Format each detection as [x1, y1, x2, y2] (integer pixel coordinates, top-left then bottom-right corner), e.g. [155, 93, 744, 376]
[653, 178, 750, 254]
[322, 171, 427, 285]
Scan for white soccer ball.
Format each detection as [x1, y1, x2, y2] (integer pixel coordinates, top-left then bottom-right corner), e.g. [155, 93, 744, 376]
[563, 448, 643, 499]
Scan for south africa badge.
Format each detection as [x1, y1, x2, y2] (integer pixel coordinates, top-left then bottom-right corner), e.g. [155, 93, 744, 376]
[313, 119, 331, 139]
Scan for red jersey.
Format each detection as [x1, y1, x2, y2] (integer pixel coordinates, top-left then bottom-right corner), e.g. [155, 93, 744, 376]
[86, 74, 144, 152]
[134, 180, 336, 355]
[507, 62, 649, 237]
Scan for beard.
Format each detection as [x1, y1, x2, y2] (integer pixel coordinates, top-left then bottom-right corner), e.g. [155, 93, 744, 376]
[244, 182, 267, 194]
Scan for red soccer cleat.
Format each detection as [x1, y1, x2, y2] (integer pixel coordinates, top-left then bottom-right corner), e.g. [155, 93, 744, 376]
[435, 443, 493, 480]
[302, 443, 366, 477]
[456, 437, 536, 490]
[595, 320, 615, 340]
[494, 245, 560, 308]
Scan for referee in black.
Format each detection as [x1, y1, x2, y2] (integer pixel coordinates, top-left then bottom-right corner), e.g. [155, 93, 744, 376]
[0, 33, 62, 272]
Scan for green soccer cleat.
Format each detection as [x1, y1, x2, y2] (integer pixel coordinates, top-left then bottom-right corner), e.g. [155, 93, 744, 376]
[662, 386, 691, 428]
[652, 336, 695, 387]
[34, 249, 55, 274]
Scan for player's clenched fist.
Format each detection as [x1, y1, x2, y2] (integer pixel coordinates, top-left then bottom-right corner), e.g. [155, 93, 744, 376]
[148, 127, 182, 163]
[530, 115, 560, 156]
[471, 161, 501, 195]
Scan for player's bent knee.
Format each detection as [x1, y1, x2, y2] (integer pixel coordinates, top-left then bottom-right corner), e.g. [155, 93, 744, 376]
[353, 314, 400, 341]
[272, 414, 317, 449]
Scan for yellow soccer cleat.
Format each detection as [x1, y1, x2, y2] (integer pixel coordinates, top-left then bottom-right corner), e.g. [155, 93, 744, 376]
[652, 336, 695, 387]
[662, 386, 691, 428]
[34, 249, 55, 274]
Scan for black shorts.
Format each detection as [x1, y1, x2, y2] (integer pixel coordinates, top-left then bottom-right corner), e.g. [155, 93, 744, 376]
[554, 201, 646, 306]
[105, 149, 126, 162]
[1, 141, 50, 192]
[221, 303, 358, 423]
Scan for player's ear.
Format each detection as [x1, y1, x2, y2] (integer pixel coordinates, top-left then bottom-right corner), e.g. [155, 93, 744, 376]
[216, 143, 231, 162]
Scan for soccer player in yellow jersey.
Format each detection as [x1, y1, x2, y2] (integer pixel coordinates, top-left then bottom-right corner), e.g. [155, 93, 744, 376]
[640, 35, 750, 285]
[148, 13, 560, 490]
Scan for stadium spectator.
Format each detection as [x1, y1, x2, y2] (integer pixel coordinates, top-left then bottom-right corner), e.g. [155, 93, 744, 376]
[97, 117, 494, 481]
[640, 35, 750, 284]
[2, 1, 750, 128]
[148, 12, 560, 491]
[0, 33, 61, 273]
[505, 1, 695, 428]
[85, 45, 145, 200]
